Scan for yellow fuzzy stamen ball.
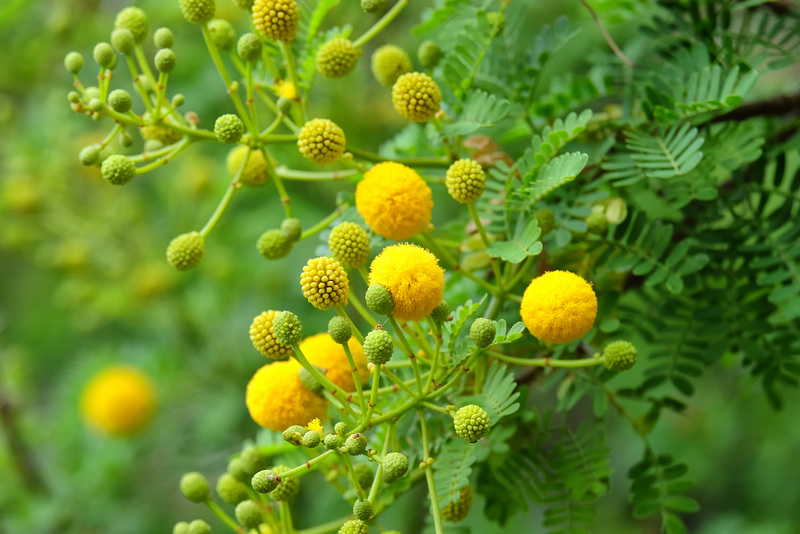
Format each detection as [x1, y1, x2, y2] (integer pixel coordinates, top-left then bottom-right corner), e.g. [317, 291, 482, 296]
[246, 360, 329, 431]
[520, 270, 598, 344]
[250, 310, 294, 360]
[392, 72, 442, 123]
[297, 119, 346, 164]
[355, 162, 433, 241]
[371, 44, 412, 87]
[316, 38, 363, 79]
[369, 243, 445, 322]
[300, 257, 349, 311]
[80, 365, 156, 437]
[299, 333, 369, 391]
[252, 0, 299, 43]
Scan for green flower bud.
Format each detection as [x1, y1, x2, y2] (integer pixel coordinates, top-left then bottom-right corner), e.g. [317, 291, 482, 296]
[440, 485, 473, 523]
[101, 155, 136, 185]
[269, 466, 299, 501]
[334, 422, 348, 437]
[381, 452, 409, 483]
[360, 0, 386, 13]
[316, 38, 363, 79]
[603, 340, 637, 371]
[280, 218, 302, 242]
[234, 0, 254, 9]
[329, 222, 370, 268]
[353, 463, 374, 490]
[68, 91, 81, 103]
[282, 425, 306, 445]
[338, 519, 370, 534]
[343, 433, 368, 456]
[431, 300, 450, 323]
[535, 208, 555, 235]
[84, 86, 101, 101]
[227, 457, 250, 482]
[365, 284, 394, 315]
[353, 499, 372, 521]
[241, 445, 268, 475]
[363, 327, 393, 365]
[371, 44, 412, 87]
[256, 229, 293, 260]
[418, 40, 442, 69]
[114, 7, 148, 44]
[87, 98, 103, 112]
[209, 19, 236, 50]
[79, 145, 101, 166]
[586, 210, 609, 235]
[166, 231, 204, 271]
[469, 318, 496, 348]
[188, 519, 211, 534]
[323, 433, 340, 450]
[119, 130, 134, 147]
[302, 430, 321, 448]
[154, 27, 174, 49]
[216, 473, 249, 505]
[445, 158, 486, 204]
[297, 118, 346, 164]
[108, 89, 132, 113]
[272, 311, 302, 346]
[298, 365, 325, 394]
[93, 42, 116, 68]
[155, 48, 176, 73]
[214, 114, 244, 144]
[180, 472, 210, 503]
[237, 33, 262, 62]
[327, 316, 352, 345]
[179, 0, 216, 24]
[235, 500, 263, 529]
[252, 469, 280, 493]
[111, 29, 135, 54]
[453, 405, 490, 443]
[277, 97, 293, 114]
[172, 94, 185, 107]
[64, 51, 84, 74]
[173, 521, 190, 534]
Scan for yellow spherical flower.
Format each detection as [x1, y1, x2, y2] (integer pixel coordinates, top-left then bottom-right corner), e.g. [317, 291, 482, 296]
[226, 146, 274, 187]
[276, 80, 296, 99]
[369, 244, 445, 322]
[300, 257, 349, 311]
[250, 310, 294, 360]
[520, 270, 598, 344]
[297, 119, 346, 165]
[355, 162, 433, 241]
[300, 333, 369, 391]
[246, 360, 329, 431]
[252, 0, 299, 43]
[371, 44, 412, 87]
[80, 365, 156, 437]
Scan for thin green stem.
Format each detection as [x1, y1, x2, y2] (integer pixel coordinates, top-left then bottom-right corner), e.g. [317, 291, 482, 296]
[246, 61, 259, 133]
[467, 202, 503, 287]
[368, 424, 394, 503]
[280, 501, 294, 534]
[300, 204, 348, 240]
[134, 138, 192, 174]
[154, 72, 168, 120]
[205, 500, 244, 533]
[487, 350, 605, 368]
[365, 366, 382, 424]
[388, 317, 424, 394]
[424, 317, 442, 392]
[346, 145, 450, 168]
[297, 517, 350, 534]
[342, 343, 367, 414]
[507, 255, 535, 290]
[352, 0, 411, 48]
[259, 113, 284, 138]
[335, 304, 366, 344]
[133, 44, 157, 87]
[420, 401, 448, 414]
[276, 450, 335, 479]
[419, 231, 500, 295]
[292, 343, 357, 417]
[280, 41, 305, 123]
[323, 390, 358, 426]
[419, 409, 444, 534]
[341, 454, 367, 502]
[276, 167, 358, 181]
[410, 321, 436, 358]
[430, 117, 457, 162]
[428, 348, 482, 400]
[357, 266, 370, 285]
[348, 290, 379, 325]
[381, 367, 419, 398]
[200, 149, 247, 236]
[125, 55, 154, 115]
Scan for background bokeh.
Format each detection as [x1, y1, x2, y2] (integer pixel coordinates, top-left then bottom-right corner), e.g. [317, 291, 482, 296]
[1, 1, 799, 533]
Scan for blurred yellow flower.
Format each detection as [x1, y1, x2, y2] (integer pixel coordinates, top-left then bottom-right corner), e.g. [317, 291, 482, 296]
[276, 80, 296, 100]
[520, 270, 597, 344]
[80, 365, 156, 437]
[299, 333, 368, 391]
[369, 243, 445, 322]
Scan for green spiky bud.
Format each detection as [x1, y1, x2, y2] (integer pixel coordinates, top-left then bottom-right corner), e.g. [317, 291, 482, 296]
[469, 318, 496, 348]
[334, 422, 348, 437]
[280, 218, 302, 242]
[603, 340, 637, 371]
[64, 51, 84, 74]
[363, 327, 393, 365]
[339, 519, 370, 534]
[282, 425, 306, 445]
[365, 284, 394, 315]
[431, 301, 450, 323]
[353, 499, 372, 521]
[87, 98, 103, 112]
[329, 222, 370, 268]
[453, 405, 490, 443]
[172, 94, 185, 107]
[166, 231, 204, 271]
[214, 114, 244, 144]
[68, 91, 81, 104]
[93, 42, 115, 68]
[179, 0, 216, 24]
[272, 311, 302, 346]
[418, 40, 442, 69]
[101, 155, 136, 185]
[241, 445, 267, 475]
[586, 210, 609, 235]
[535, 208, 555, 236]
[216, 473, 249, 505]
[302, 430, 321, 448]
[353, 463, 373, 490]
[381, 452, 409, 483]
[445, 158, 486, 204]
[328, 316, 352, 345]
[79, 145, 101, 166]
[188, 519, 211, 534]
[155, 48, 176, 73]
[371, 44, 412, 87]
[180, 472, 210, 503]
[440, 485, 473, 523]
[252, 469, 280, 493]
[108, 89, 132, 113]
[316, 38, 363, 79]
[297, 118, 346, 164]
[173, 522, 190, 534]
[114, 7, 148, 44]
[154, 27, 174, 49]
[235, 500, 263, 529]
[343, 433, 368, 456]
[360, 0, 386, 13]
[209, 19, 236, 50]
[269, 466, 299, 501]
[237, 33, 262, 62]
[111, 29, 135, 54]
[256, 229, 293, 260]
[227, 457, 250, 482]
[323, 433, 340, 450]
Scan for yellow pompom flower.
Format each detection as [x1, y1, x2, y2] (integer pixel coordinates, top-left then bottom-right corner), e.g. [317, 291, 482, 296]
[306, 418, 324, 437]
[250, 310, 294, 360]
[299, 333, 369, 391]
[246, 360, 329, 431]
[369, 244, 445, 322]
[520, 270, 598, 344]
[355, 162, 433, 241]
[80, 365, 156, 437]
[252, 0, 299, 43]
[300, 257, 349, 311]
[276, 80, 296, 99]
